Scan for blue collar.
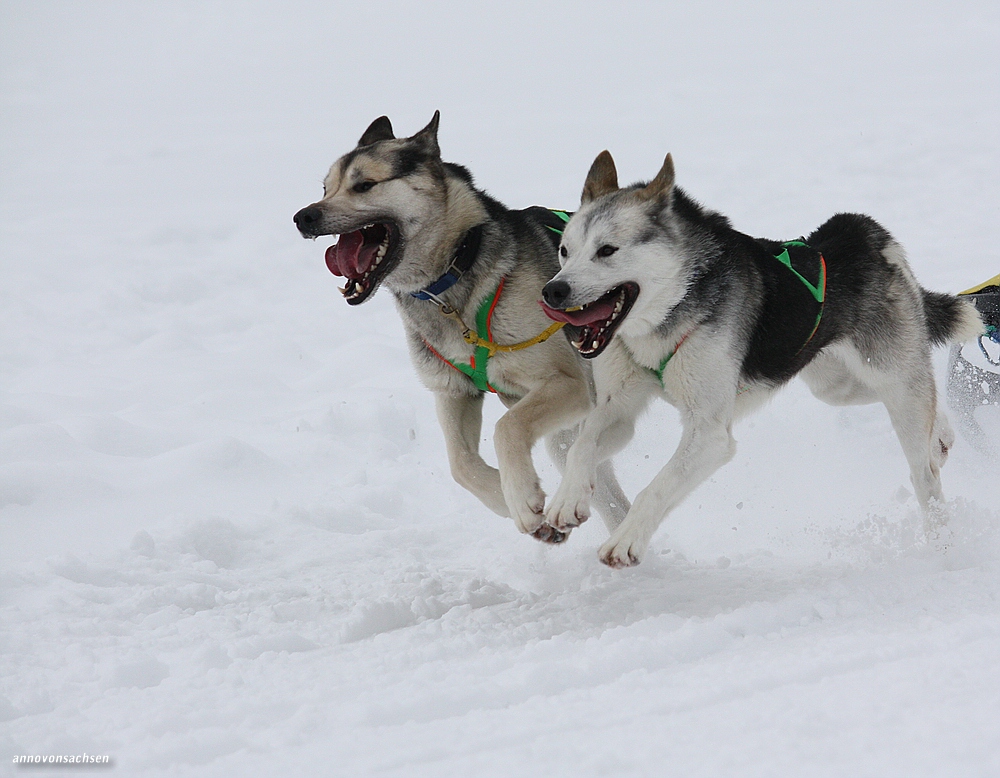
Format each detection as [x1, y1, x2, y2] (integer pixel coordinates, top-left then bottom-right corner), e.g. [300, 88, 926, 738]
[411, 225, 484, 301]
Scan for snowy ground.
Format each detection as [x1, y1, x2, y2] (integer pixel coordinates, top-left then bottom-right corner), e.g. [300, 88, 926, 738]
[2, 2, 999, 776]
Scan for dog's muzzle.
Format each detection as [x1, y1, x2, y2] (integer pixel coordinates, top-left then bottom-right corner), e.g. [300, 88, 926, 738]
[294, 205, 324, 237]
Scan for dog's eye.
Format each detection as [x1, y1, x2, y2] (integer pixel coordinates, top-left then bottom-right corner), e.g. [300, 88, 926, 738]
[597, 245, 618, 258]
[559, 245, 568, 258]
[352, 181, 376, 194]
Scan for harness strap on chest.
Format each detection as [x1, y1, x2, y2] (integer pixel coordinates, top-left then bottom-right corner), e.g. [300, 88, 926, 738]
[652, 331, 692, 388]
[424, 280, 505, 394]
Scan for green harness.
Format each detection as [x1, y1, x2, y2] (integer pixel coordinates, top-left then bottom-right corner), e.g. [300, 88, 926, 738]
[650, 240, 827, 389]
[775, 239, 826, 343]
[545, 209, 571, 234]
[422, 209, 573, 396]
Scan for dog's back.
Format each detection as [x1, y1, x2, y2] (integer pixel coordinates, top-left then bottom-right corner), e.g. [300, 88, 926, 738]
[805, 213, 980, 363]
[693, 211, 982, 386]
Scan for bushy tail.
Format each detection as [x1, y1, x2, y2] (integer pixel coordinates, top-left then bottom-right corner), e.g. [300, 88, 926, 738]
[922, 289, 983, 346]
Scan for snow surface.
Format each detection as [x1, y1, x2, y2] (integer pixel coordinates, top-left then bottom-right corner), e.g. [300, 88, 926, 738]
[2, 1, 999, 775]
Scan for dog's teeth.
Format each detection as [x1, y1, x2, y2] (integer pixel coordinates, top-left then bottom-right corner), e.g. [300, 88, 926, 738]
[591, 340, 600, 350]
[338, 285, 348, 295]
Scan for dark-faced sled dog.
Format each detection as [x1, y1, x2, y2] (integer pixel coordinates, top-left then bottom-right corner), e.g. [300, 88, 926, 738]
[294, 114, 629, 543]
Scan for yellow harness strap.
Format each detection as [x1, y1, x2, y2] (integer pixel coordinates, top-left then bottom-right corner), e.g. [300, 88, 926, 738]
[961, 274, 1000, 295]
[437, 281, 566, 358]
[452, 317, 566, 356]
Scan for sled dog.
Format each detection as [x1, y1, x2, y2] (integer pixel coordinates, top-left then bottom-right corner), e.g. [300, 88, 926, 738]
[540, 151, 983, 567]
[294, 114, 629, 542]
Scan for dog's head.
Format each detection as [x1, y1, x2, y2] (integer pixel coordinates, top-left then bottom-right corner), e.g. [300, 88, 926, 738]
[293, 112, 450, 305]
[540, 151, 691, 358]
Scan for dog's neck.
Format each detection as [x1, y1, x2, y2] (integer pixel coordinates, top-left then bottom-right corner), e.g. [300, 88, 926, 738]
[409, 224, 484, 302]
[427, 176, 489, 274]
[386, 174, 489, 300]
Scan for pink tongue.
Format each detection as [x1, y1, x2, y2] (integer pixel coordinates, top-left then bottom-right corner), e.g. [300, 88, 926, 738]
[325, 230, 378, 278]
[539, 297, 616, 326]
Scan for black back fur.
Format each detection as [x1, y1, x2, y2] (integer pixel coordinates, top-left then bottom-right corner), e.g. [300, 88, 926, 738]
[661, 193, 954, 386]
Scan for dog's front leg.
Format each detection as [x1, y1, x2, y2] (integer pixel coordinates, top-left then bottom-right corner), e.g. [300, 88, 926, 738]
[493, 372, 591, 536]
[599, 414, 736, 568]
[435, 392, 509, 517]
[547, 346, 650, 531]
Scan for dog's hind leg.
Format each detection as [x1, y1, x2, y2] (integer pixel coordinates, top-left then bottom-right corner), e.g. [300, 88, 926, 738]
[546, 428, 630, 533]
[878, 368, 949, 529]
[805, 345, 950, 529]
[931, 409, 955, 471]
[435, 392, 510, 517]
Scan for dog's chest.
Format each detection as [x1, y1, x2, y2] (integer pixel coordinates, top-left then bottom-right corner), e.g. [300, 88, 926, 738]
[621, 332, 688, 400]
[621, 334, 666, 370]
[398, 296, 527, 396]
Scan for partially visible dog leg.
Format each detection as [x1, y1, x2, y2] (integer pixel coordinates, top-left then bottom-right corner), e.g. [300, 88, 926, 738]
[545, 428, 631, 533]
[493, 372, 592, 536]
[592, 460, 631, 532]
[547, 345, 651, 532]
[435, 393, 509, 517]
[599, 413, 737, 568]
[547, 407, 639, 532]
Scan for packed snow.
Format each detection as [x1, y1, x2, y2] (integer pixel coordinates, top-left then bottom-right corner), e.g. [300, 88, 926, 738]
[1, 2, 998, 775]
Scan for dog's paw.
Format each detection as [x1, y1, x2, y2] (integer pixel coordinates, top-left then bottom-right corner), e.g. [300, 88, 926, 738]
[531, 524, 570, 544]
[507, 482, 547, 535]
[598, 532, 647, 568]
[546, 482, 591, 531]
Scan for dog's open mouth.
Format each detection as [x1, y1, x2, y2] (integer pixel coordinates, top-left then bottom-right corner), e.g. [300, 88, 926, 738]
[324, 222, 400, 305]
[540, 283, 639, 358]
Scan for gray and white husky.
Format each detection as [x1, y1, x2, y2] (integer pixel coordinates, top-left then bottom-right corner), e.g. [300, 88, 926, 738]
[540, 151, 983, 567]
[294, 114, 628, 542]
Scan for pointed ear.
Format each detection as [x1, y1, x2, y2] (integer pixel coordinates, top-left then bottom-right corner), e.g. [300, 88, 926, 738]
[411, 110, 441, 156]
[581, 150, 619, 204]
[358, 116, 395, 147]
[638, 153, 675, 201]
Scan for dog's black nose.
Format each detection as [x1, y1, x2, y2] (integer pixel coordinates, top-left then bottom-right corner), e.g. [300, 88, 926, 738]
[294, 205, 322, 234]
[542, 279, 572, 309]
